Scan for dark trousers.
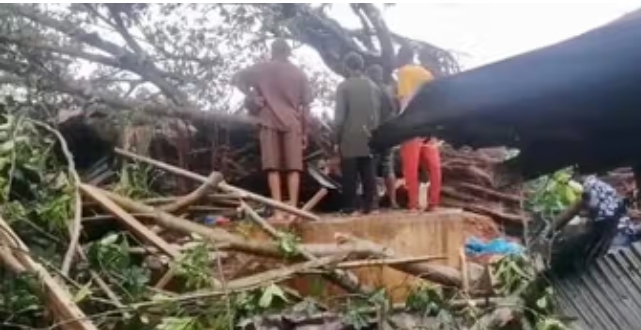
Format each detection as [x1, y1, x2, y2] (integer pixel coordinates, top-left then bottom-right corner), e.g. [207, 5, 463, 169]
[341, 156, 376, 213]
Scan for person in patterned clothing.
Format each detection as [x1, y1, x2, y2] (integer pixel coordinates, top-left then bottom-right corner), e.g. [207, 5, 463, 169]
[550, 174, 628, 263]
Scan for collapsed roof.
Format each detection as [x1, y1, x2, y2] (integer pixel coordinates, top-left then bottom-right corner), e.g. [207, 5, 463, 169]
[371, 10, 641, 180]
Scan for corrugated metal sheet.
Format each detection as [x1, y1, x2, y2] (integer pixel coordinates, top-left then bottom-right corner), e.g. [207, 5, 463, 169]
[550, 243, 641, 330]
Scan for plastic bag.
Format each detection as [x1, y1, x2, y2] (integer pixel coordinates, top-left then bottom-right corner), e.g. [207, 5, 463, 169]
[465, 236, 524, 256]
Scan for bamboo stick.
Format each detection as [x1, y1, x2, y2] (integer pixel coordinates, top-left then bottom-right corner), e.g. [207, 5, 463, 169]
[239, 201, 370, 294]
[302, 188, 328, 212]
[160, 171, 224, 213]
[335, 233, 463, 287]
[97, 187, 287, 259]
[132, 255, 346, 308]
[81, 185, 180, 259]
[0, 216, 98, 330]
[335, 255, 446, 269]
[114, 148, 319, 221]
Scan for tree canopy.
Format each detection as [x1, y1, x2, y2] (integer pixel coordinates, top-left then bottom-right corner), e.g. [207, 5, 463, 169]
[0, 4, 458, 125]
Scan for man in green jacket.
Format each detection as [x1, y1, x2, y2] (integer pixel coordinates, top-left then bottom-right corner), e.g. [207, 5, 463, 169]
[334, 52, 381, 214]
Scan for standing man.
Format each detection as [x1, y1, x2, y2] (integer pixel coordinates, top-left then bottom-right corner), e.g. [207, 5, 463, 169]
[366, 64, 400, 209]
[396, 46, 442, 212]
[334, 52, 381, 215]
[233, 39, 312, 219]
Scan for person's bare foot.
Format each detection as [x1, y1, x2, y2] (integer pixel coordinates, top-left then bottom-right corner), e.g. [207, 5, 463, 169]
[267, 211, 286, 222]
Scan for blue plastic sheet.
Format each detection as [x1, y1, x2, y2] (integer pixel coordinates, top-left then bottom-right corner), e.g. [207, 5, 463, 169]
[465, 237, 524, 256]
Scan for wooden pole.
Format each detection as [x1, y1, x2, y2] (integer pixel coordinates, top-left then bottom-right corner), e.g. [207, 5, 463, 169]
[114, 148, 319, 221]
[81, 184, 202, 289]
[302, 188, 328, 212]
[335, 255, 446, 269]
[239, 201, 370, 294]
[97, 187, 286, 259]
[0, 216, 98, 330]
[335, 233, 463, 287]
[80, 185, 180, 259]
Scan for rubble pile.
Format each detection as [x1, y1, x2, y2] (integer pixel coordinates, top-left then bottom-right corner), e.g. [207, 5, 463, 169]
[439, 146, 525, 226]
[0, 109, 568, 329]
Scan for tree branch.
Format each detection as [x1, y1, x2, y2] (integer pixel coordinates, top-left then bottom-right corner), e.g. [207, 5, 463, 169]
[0, 58, 258, 127]
[6, 4, 186, 105]
[349, 4, 375, 50]
[106, 5, 146, 56]
[357, 4, 395, 77]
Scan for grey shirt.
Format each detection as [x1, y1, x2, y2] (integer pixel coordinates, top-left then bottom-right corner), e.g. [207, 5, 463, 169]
[334, 76, 382, 158]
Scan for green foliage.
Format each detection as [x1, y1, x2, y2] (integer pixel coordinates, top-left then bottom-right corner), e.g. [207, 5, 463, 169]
[493, 255, 569, 330]
[156, 317, 200, 330]
[0, 109, 81, 327]
[114, 162, 161, 199]
[87, 233, 151, 302]
[526, 168, 581, 220]
[0, 112, 72, 239]
[536, 318, 570, 330]
[175, 243, 214, 290]
[0, 272, 44, 327]
[493, 255, 535, 296]
[235, 283, 289, 319]
[406, 283, 444, 314]
[339, 289, 392, 330]
[277, 231, 302, 258]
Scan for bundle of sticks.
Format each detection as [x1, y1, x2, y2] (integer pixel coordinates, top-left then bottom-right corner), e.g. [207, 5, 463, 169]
[439, 146, 526, 225]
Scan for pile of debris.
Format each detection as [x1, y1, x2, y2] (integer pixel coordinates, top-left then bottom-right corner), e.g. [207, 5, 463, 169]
[439, 146, 525, 226]
[61, 110, 526, 230]
[0, 110, 567, 329]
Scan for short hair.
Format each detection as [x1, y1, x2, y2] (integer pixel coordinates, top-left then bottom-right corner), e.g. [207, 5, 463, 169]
[344, 52, 364, 72]
[397, 45, 415, 65]
[271, 38, 291, 58]
[366, 64, 383, 79]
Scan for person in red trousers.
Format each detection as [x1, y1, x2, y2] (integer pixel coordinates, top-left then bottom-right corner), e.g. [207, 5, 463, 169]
[395, 46, 442, 212]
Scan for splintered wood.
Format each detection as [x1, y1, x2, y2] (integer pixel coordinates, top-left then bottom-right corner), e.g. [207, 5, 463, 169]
[439, 146, 526, 225]
[10, 145, 502, 328]
[0, 216, 98, 330]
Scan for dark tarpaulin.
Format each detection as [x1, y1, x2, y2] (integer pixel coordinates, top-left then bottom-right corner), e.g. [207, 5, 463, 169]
[370, 13, 641, 180]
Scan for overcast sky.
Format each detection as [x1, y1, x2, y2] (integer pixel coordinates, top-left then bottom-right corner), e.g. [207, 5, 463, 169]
[329, 3, 641, 69]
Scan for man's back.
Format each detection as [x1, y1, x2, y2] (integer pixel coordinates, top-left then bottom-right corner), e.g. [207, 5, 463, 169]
[335, 76, 381, 158]
[241, 60, 310, 131]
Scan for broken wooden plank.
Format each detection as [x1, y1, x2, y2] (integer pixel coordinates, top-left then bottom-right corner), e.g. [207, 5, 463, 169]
[98, 187, 287, 259]
[335, 233, 463, 287]
[80, 184, 180, 258]
[0, 216, 98, 330]
[239, 201, 370, 294]
[114, 148, 319, 221]
[160, 171, 224, 213]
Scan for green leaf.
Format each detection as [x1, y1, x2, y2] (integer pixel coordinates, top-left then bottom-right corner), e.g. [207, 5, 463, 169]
[100, 233, 120, 245]
[258, 283, 287, 308]
[536, 296, 548, 310]
[156, 317, 198, 330]
[73, 282, 93, 303]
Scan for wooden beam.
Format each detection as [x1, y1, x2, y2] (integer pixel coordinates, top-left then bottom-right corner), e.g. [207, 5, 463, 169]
[114, 148, 320, 221]
[0, 216, 98, 330]
[80, 184, 180, 258]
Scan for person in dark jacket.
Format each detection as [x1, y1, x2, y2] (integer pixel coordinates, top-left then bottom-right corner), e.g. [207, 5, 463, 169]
[366, 64, 399, 208]
[334, 53, 381, 214]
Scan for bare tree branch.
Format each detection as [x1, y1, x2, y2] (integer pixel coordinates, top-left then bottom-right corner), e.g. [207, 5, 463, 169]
[5, 4, 186, 105]
[106, 5, 146, 56]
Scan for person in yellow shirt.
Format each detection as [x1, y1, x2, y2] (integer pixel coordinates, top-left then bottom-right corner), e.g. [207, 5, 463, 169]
[396, 46, 442, 212]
